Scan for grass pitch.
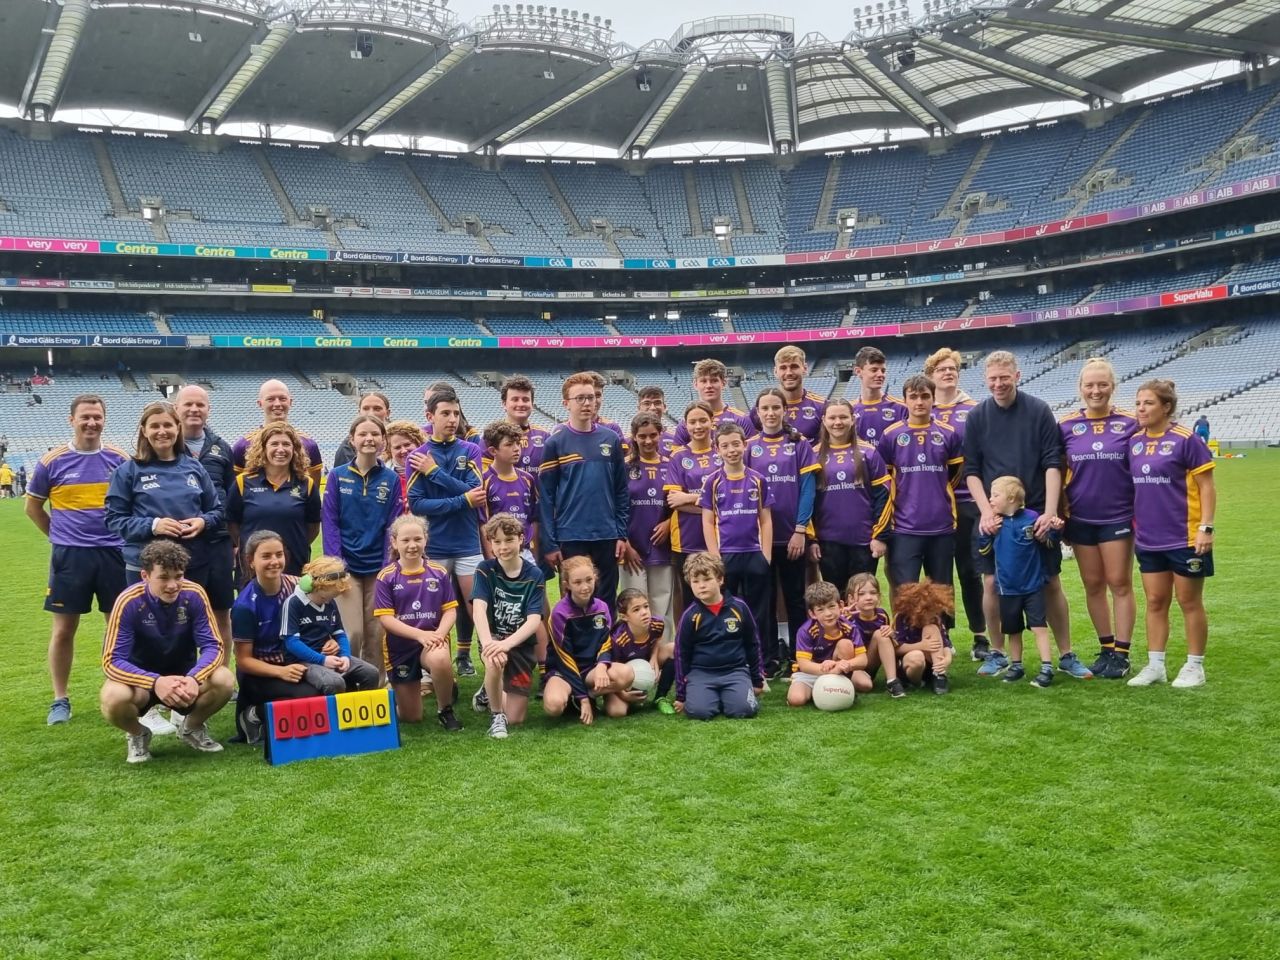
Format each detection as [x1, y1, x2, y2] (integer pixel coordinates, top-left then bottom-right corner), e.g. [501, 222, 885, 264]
[2, 452, 1278, 959]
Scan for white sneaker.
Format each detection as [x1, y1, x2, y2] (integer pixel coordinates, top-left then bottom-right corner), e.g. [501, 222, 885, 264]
[140, 706, 177, 735]
[487, 712, 509, 740]
[1127, 661, 1168, 687]
[125, 727, 153, 764]
[1171, 661, 1206, 688]
[176, 717, 224, 753]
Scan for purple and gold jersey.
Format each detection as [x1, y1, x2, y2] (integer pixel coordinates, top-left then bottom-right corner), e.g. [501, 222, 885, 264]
[699, 466, 775, 554]
[850, 607, 891, 649]
[854, 396, 909, 445]
[813, 442, 893, 546]
[751, 393, 827, 441]
[374, 561, 458, 669]
[877, 420, 963, 536]
[933, 396, 977, 503]
[627, 456, 671, 566]
[27, 443, 127, 548]
[673, 406, 756, 446]
[1060, 408, 1139, 525]
[746, 432, 820, 543]
[517, 424, 551, 473]
[483, 466, 538, 546]
[233, 429, 323, 484]
[796, 616, 864, 665]
[893, 615, 953, 650]
[610, 616, 666, 661]
[1129, 424, 1214, 551]
[665, 445, 721, 554]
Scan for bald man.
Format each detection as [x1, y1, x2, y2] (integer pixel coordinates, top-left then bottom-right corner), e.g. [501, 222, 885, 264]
[174, 384, 236, 646]
[231, 379, 323, 483]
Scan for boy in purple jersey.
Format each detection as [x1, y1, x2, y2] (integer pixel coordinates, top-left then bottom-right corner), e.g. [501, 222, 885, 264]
[892, 580, 954, 695]
[844, 574, 905, 698]
[852, 346, 909, 445]
[374, 516, 462, 730]
[1127, 380, 1216, 689]
[26, 393, 128, 726]
[638, 386, 680, 455]
[621, 413, 674, 642]
[672, 359, 756, 446]
[612, 588, 673, 709]
[748, 387, 821, 676]
[701, 423, 775, 672]
[665, 402, 721, 575]
[787, 582, 872, 708]
[672, 554, 763, 720]
[812, 400, 893, 586]
[481, 421, 540, 556]
[926, 346, 990, 661]
[877, 375, 964, 591]
[497, 375, 551, 473]
[1059, 358, 1140, 679]
[100, 540, 234, 764]
[545, 557, 635, 723]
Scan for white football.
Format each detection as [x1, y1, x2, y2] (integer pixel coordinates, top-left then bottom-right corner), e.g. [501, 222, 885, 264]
[811, 674, 857, 711]
[627, 658, 656, 694]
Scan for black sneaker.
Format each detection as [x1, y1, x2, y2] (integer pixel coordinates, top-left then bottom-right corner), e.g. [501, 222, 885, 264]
[437, 705, 463, 732]
[1089, 649, 1114, 676]
[932, 673, 950, 695]
[970, 636, 991, 661]
[471, 687, 490, 713]
[1030, 668, 1054, 689]
[1003, 663, 1027, 683]
[885, 677, 907, 698]
[455, 653, 476, 677]
[770, 661, 793, 681]
[1098, 652, 1131, 679]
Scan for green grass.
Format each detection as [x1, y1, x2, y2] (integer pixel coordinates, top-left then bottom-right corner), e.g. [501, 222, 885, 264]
[2, 453, 1279, 960]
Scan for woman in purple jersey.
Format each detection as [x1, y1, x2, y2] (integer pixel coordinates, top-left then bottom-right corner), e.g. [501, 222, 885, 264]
[748, 388, 821, 677]
[1059, 358, 1140, 680]
[621, 413, 674, 641]
[812, 399, 892, 588]
[1127, 380, 1216, 689]
[664, 401, 721, 593]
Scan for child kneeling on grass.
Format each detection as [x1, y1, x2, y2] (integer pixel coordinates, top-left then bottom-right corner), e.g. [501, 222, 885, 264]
[845, 573, 905, 699]
[612, 588, 674, 713]
[788, 581, 872, 708]
[977, 475, 1059, 689]
[374, 515, 462, 730]
[545, 556, 635, 725]
[673, 553, 764, 720]
[100, 540, 235, 764]
[472, 513, 545, 740]
[282, 556, 380, 695]
[891, 580, 954, 695]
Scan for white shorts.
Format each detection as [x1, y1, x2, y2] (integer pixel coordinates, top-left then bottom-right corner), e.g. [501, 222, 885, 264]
[521, 548, 538, 567]
[791, 671, 820, 687]
[430, 554, 483, 577]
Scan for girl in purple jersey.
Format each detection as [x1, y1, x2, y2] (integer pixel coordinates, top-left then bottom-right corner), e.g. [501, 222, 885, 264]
[610, 589, 673, 713]
[1059, 358, 1140, 680]
[812, 400, 892, 589]
[1127, 380, 1216, 689]
[844, 573, 905, 698]
[621, 413, 674, 643]
[665, 401, 721, 603]
[374, 515, 461, 729]
[892, 579, 954, 695]
[748, 389, 821, 678]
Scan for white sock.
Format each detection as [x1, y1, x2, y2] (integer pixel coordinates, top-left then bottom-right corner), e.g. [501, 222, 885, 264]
[1149, 650, 1166, 665]
[1187, 654, 1204, 667]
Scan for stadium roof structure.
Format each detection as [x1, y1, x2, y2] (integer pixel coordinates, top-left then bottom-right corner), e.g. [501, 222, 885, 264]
[1, 0, 1278, 155]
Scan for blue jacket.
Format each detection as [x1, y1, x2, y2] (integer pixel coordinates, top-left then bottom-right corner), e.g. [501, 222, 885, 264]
[105, 456, 222, 568]
[673, 594, 763, 701]
[406, 437, 485, 558]
[539, 424, 629, 551]
[321, 460, 403, 576]
[977, 508, 1058, 596]
[186, 427, 234, 541]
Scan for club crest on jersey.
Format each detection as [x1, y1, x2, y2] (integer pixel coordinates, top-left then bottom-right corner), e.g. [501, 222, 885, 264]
[395, 665, 412, 679]
[376, 484, 389, 502]
[896, 433, 912, 446]
[726, 617, 740, 633]
[600, 443, 613, 457]
[425, 578, 439, 591]
[1072, 423, 1088, 436]
[783, 443, 795, 455]
[593, 615, 607, 630]
[290, 486, 303, 498]
[882, 409, 895, 420]
[532, 434, 544, 447]
[208, 445, 221, 457]
[1131, 442, 1145, 456]
[930, 432, 944, 446]
[803, 408, 816, 419]
[1110, 421, 1128, 434]
[629, 467, 642, 480]
[748, 487, 760, 501]
[457, 457, 470, 470]
[1159, 441, 1176, 455]
[955, 411, 968, 422]
[186, 474, 200, 488]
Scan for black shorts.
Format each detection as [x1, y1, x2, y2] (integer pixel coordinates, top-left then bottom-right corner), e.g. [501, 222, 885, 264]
[1065, 517, 1133, 547]
[388, 660, 425, 685]
[45, 545, 126, 615]
[998, 591, 1047, 634]
[1137, 548, 1214, 578]
[480, 638, 537, 697]
[978, 538, 1062, 578]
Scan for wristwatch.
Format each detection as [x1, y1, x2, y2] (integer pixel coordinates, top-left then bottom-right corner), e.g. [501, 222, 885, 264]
[1198, 524, 1215, 533]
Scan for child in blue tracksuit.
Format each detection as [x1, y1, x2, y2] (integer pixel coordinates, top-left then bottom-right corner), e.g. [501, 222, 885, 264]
[977, 475, 1059, 688]
[280, 555, 380, 695]
[321, 415, 403, 682]
[673, 553, 764, 720]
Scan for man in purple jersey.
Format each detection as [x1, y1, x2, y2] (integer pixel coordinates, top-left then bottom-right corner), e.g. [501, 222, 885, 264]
[852, 346, 909, 446]
[232, 379, 323, 485]
[755, 345, 826, 441]
[26, 394, 128, 726]
[497, 375, 551, 473]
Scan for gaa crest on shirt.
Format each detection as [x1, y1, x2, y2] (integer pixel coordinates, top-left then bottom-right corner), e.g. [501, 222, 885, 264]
[593, 615, 607, 630]
[1072, 422, 1088, 436]
[726, 617, 739, 633]
[630, 466, 642, 480]
[896, 433, 912, 446]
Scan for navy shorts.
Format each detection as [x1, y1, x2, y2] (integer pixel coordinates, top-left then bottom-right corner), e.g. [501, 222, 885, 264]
[45, 545, 126, 615]
[998, 591, 1047, 634]
[1137, 548, 1214, 578]
[978, 538, 1062, 578]
[388, 659, 425, 685]
[1065, 517, 1133, 547]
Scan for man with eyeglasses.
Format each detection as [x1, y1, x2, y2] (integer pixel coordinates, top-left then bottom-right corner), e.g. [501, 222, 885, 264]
[539, 371, 630, 616]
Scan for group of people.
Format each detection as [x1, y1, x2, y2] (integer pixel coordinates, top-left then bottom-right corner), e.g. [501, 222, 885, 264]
[23, 343, 1217, 762]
